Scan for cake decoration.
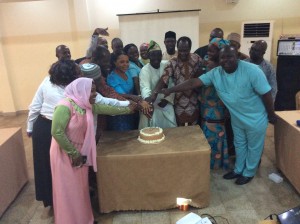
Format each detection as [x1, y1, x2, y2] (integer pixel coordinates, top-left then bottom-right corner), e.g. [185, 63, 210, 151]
[137, 127, 165, 144]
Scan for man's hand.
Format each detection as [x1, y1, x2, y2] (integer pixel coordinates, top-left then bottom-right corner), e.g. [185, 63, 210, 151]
[160, 88, 171, 97]
[145, 95, 155, 104]
[128, 101, 138, 112]
[137, 100, 153, 118]
[93, 27, 109, 36]
[157, 99, 168, 108]
[268, 114, 277, 125]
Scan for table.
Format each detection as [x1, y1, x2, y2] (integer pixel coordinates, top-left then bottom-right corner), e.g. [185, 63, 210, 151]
[0, 128, 28, 216]
[96, 125, 210, 213]
[275, 111, 300, 193]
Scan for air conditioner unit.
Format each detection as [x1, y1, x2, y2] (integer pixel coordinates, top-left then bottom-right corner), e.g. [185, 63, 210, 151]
[240, 21, 274, 61]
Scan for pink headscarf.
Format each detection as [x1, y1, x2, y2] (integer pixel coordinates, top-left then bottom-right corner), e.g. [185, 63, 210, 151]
[64, 77, 97, 171]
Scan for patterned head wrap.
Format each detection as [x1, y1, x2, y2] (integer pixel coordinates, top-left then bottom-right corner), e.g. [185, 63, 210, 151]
[147, 40, 161, 54]
[209, 38, 230, 50]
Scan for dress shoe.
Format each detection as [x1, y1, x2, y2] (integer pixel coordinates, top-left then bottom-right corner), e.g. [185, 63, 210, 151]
[223, 171, 241, 179]
[235, 176, 253, 185]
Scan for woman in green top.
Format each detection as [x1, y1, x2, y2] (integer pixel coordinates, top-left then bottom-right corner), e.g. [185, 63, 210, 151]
[50, 77, 134, 224]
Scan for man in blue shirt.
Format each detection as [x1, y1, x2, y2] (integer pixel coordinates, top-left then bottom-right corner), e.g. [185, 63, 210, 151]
[160, 45, 276, 185]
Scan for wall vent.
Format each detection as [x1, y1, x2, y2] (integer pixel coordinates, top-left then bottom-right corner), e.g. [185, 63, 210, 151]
[240, 21, 274, 61]
[243, 23, 270, 38]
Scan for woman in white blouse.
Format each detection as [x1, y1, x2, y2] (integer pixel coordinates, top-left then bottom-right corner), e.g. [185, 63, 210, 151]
[27, 60, 81, 207]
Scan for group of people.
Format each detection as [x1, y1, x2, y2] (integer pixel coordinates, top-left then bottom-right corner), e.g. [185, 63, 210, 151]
[26, 26, 277, 223]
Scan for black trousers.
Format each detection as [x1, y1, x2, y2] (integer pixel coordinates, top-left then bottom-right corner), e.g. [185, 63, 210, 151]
[32, 115, 53, 207]
[225, 118, 235, 156]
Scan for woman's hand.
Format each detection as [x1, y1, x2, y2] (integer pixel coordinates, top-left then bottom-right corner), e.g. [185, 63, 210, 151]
[71, 154, 85, 167]
[128, 101, 138, 113]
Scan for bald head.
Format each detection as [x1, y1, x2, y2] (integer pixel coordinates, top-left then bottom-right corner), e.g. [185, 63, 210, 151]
[253, 40, 267, 52]
[209, 28, 224, 42]
[56, 45, 71, 60]
[111, 38, 123, 53]
[249, 40, 267, 64]
[219, 45, 238, 73]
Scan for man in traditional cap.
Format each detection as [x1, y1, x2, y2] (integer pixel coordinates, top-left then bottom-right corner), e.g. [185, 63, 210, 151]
[245, 40, 277, 102]
[194, 28, 224, 59]
[139, 40, 177, 129]
[227, 32, 249, 60]
[149, 36, 204, 126]
[162, 31, 178, 60]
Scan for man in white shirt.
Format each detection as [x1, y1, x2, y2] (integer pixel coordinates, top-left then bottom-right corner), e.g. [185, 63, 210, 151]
[139, 40, 177, 129]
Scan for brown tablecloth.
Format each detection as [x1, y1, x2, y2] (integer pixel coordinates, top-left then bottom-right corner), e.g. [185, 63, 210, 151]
[275, 111, 300, 193]
[0, 128, 28, 217]
[96, 125, 210, 213]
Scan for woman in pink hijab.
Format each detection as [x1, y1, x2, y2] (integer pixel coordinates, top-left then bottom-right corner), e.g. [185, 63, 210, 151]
[50, 77, 133, 224]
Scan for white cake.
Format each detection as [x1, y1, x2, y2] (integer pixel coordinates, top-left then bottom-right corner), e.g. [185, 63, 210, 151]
[137, 127, 165, 144]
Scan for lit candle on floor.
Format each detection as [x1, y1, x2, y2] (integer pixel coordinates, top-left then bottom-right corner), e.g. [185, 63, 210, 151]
[178, 204, 189, 211]
[176, 197, 192, 211]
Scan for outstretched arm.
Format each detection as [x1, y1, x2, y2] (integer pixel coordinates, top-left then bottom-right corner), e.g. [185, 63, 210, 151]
[261, 91, 277, 124]
[145, 78, 166, 103]
[160, 78, 203, 97]
[86, 28, 109, 57]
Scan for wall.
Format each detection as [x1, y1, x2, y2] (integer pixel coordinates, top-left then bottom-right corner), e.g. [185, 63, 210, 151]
[0, 0, 299, 114]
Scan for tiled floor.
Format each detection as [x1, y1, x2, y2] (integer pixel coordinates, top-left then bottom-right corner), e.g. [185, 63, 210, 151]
[0, 113, 300, 224]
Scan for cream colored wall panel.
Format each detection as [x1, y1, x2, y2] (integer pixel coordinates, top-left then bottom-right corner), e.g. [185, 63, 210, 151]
[0, 40, 15, 114]
[0, 0, 71, 37]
